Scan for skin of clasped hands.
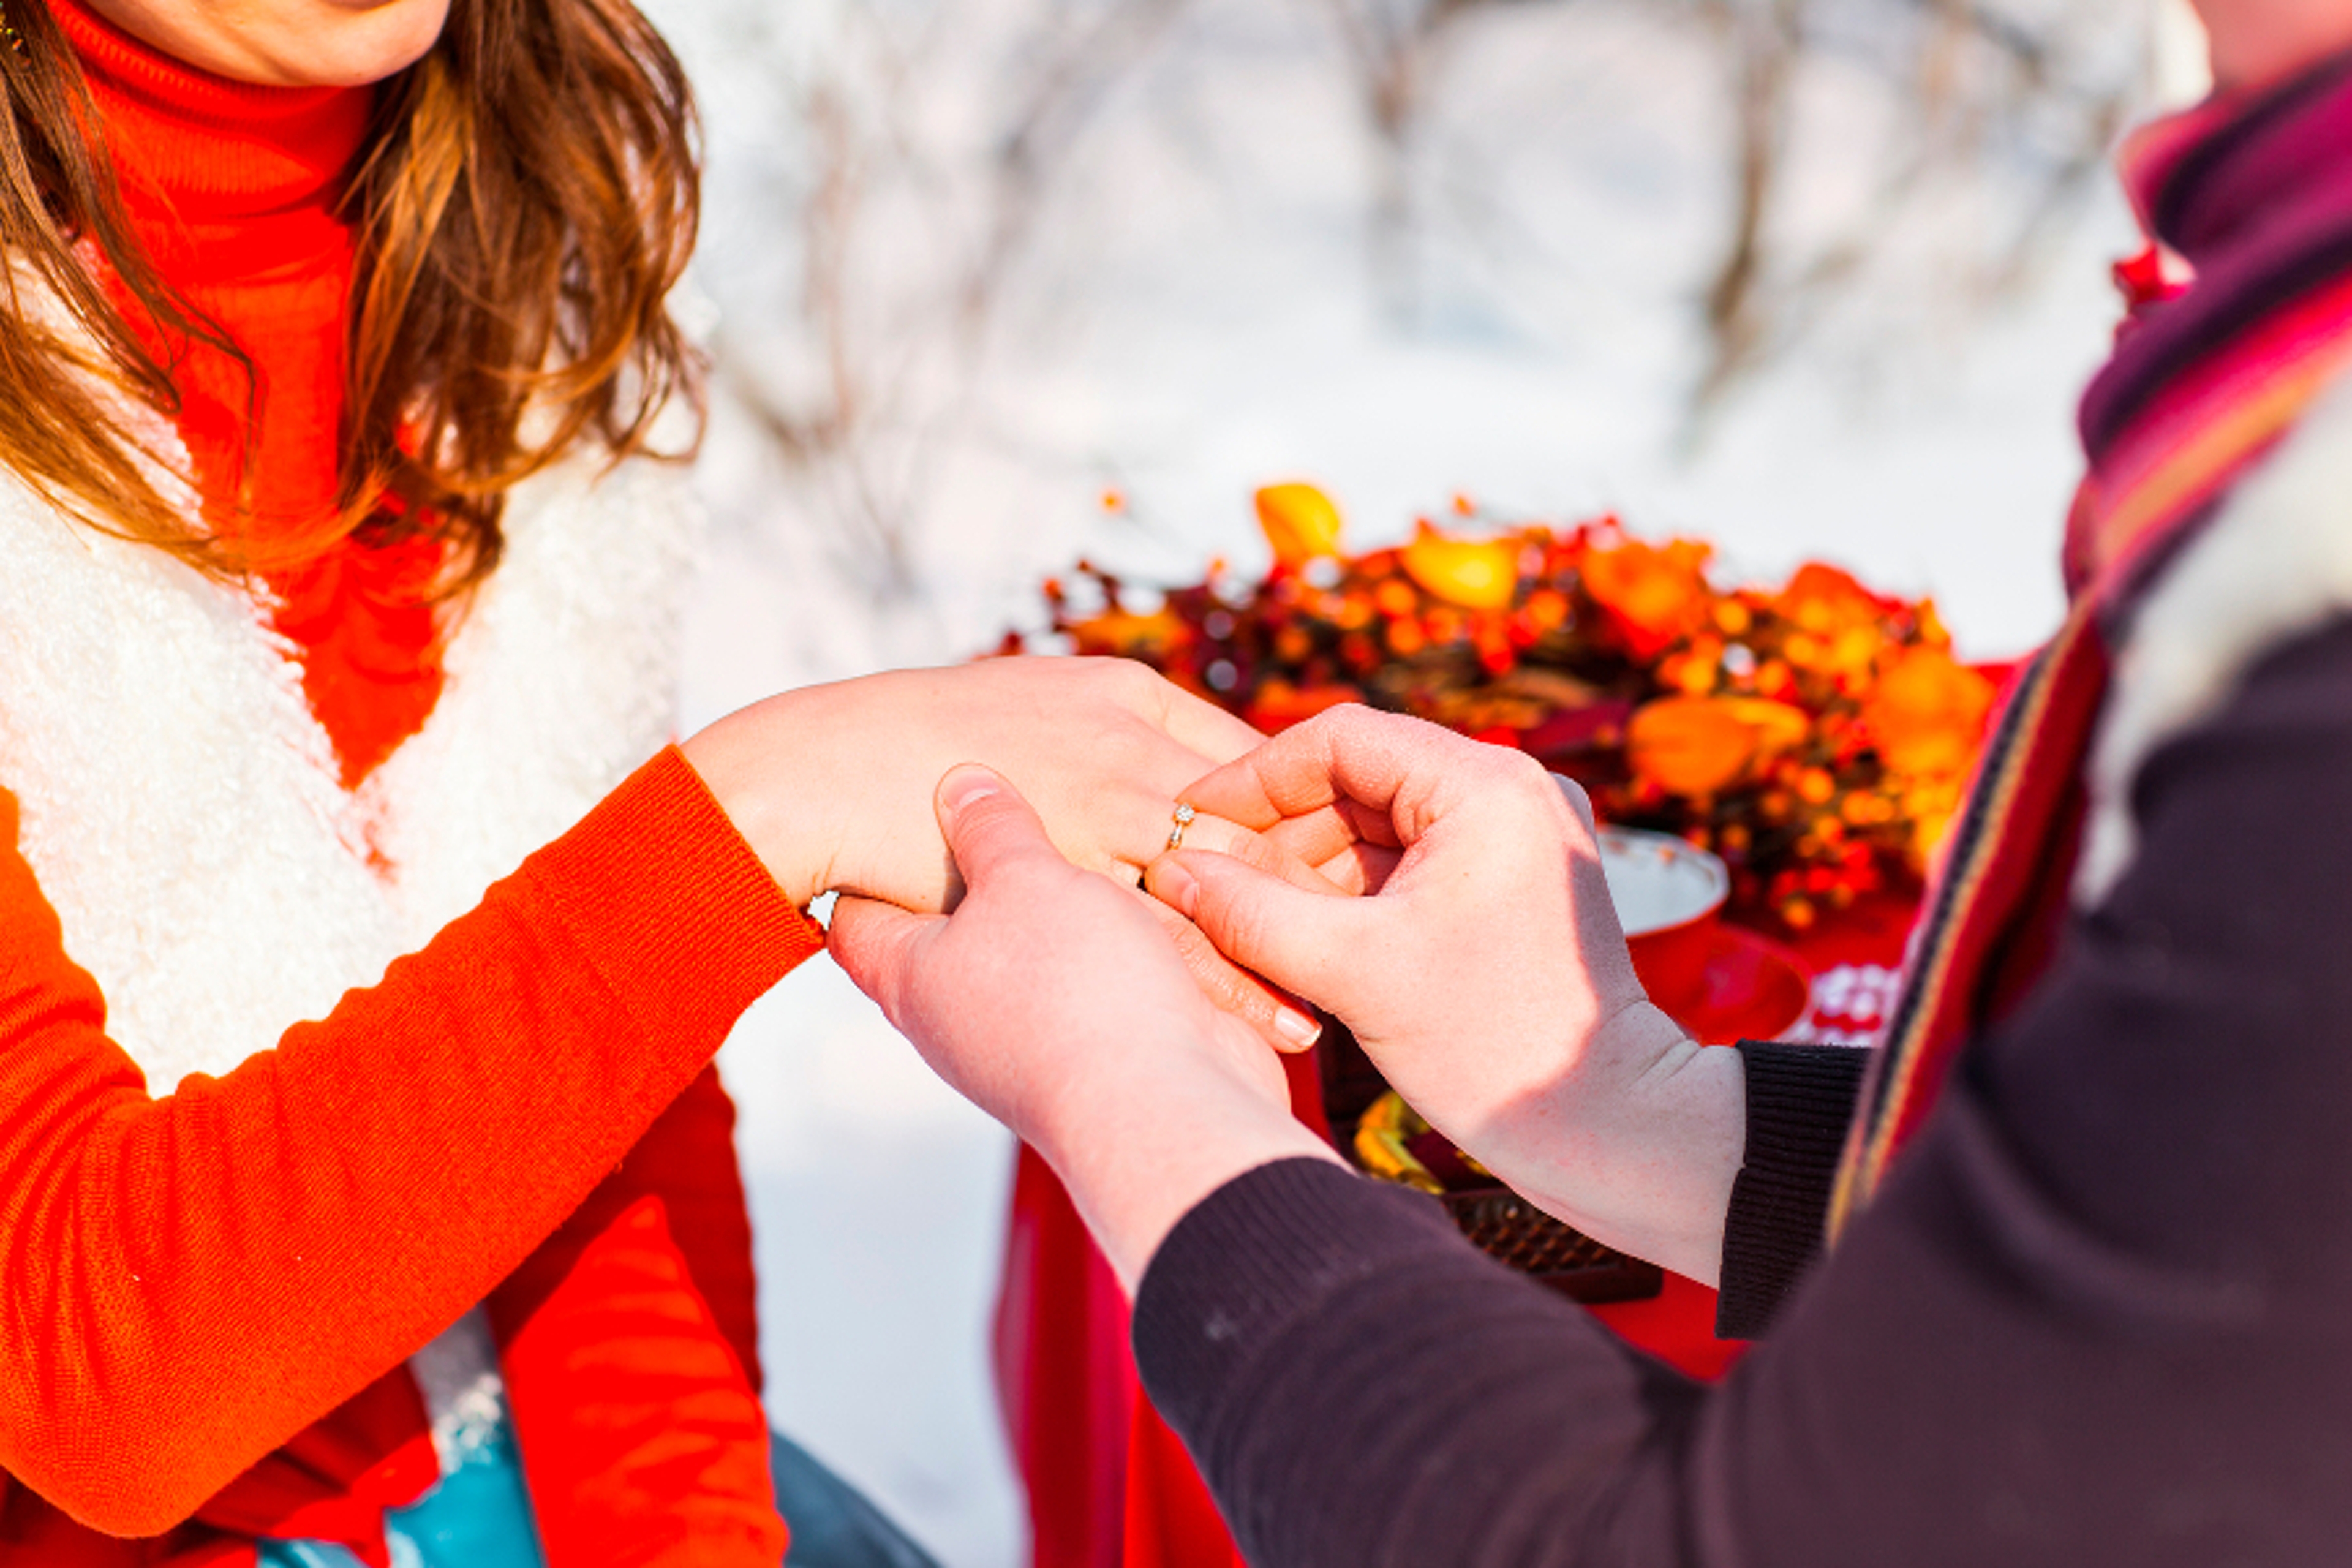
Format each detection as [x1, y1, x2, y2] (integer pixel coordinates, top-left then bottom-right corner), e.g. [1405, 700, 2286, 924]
[679, 657, 1324, 1053]
[829, 702, 1750, 1293]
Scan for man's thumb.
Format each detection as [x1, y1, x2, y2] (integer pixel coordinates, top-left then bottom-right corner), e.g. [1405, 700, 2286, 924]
[827, 894, 936, 1027]
[935, 764, 1055, 888]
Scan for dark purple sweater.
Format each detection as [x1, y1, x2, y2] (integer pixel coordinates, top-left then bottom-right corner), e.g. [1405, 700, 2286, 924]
[1132, 613, 2352, 1567]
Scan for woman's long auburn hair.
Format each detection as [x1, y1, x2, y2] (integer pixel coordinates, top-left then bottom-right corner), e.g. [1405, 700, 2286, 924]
[0, 0, 701, 591]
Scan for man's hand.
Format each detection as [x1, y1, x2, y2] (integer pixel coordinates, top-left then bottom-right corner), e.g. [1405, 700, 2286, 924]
[1147, 706, 1746, 1284]
[829, 766, 1339, 1292]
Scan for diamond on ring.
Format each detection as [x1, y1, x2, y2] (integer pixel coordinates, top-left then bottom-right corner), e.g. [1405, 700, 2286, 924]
[1167, 801, 1196, 851]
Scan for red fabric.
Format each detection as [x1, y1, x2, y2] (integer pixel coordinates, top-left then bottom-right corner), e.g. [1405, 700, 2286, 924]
[0, 753, 820, 1558]
[190, 1371, 440, 1568]
[997, 1147, 1136, 1568]
[489, 1182, 782, 1566]
[1118, 1404, 1242, 1568]
[268, 539, 448, 793]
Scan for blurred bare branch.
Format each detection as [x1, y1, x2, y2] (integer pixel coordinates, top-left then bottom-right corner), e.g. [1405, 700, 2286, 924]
[1687, 0, 2145, 412]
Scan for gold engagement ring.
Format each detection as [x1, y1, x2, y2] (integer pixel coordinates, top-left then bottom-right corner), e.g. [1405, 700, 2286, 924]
[1167, 801, 1196, 851]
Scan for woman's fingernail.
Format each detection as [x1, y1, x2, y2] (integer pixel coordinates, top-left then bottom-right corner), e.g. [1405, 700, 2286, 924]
[1153, 859, 1199, 918]
[940, 766, 1000, 820]
[1275, 1007, 1322, 1048]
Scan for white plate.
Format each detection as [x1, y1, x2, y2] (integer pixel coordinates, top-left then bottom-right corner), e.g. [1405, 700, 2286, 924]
[1597, 827, 1729, 937]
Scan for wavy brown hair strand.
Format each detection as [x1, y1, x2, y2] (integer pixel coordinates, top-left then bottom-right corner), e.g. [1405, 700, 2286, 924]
[0, 0, 703, 592]
[0, 0, 255, 558]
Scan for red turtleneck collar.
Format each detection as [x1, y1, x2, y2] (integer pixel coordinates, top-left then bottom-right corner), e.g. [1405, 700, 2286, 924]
[59, 0, 442, 790]
[54, 0, 372, 287]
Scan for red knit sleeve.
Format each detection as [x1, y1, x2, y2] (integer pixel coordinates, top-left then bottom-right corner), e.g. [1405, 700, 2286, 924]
[488, 1068, 788, 1568]
[0, 748, 823, 1537]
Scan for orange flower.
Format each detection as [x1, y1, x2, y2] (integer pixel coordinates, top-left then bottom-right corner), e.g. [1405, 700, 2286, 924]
[1400, 520, 1518, 610]
[1255, 482, 1346, 567]
[1582, 537, 1712, 656]
[1622, 698, 1733, 796]
[1863, 645, 1994, 779]
[1066, 606, 1185, 661]
[1724, 696, 1809, 755]
[1776, 562, 1887, 633]
[1245, 679, 1365, 733]
[1625, 694, 1812, 797]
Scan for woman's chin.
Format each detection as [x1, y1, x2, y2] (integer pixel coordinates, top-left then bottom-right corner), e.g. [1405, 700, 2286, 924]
[83, 0, 452, 87]
[242, 2, 451, 86]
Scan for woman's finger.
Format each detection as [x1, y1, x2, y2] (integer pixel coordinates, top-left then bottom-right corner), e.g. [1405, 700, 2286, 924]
[1150, 673, 1272, 763]
[1135, 895, 1324, 1052]
[1145, 844, 1381, 1006]
[1155, 813, 1354, 898]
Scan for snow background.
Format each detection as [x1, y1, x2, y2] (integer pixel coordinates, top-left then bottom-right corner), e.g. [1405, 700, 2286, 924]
[636, 2, 2207, 1561]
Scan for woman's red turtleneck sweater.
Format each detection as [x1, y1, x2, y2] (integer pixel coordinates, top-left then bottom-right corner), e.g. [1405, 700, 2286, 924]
[0, 6, 821, 1564]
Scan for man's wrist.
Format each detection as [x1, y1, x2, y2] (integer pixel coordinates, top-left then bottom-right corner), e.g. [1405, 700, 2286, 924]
[1476, 1003, 1746, 1283]
[1039, 1049, 1341, 1294]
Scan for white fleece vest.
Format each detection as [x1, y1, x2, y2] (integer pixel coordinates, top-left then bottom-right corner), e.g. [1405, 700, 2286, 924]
[0, 407, 703, 1470]
[0, 442, 701, 1092]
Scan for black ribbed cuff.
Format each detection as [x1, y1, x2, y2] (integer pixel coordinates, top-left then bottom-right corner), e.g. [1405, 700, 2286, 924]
[1716, 1041, 1869, 1340]
[1133, 1158, 1466, 1441]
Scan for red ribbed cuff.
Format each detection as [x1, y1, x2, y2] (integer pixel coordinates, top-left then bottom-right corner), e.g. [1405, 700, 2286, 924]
[529, 746, 823, 1050]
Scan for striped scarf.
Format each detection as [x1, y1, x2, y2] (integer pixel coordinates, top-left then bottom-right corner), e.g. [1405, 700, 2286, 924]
[1828, 50, 2352, 1235]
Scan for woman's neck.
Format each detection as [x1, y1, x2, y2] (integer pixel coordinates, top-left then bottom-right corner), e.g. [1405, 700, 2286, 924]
[53, 0, 374, 287]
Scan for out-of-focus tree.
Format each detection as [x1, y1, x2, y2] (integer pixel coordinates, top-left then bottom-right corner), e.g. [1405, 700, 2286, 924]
[684, 0, 2154, 597]
[1684, 0, 2146, 405]
[708, 0, 1193, 595]
[1312, 0, 2148, 403]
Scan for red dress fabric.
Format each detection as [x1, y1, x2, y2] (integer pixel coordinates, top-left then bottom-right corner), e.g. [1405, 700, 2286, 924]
[0, 7, 812, 1563]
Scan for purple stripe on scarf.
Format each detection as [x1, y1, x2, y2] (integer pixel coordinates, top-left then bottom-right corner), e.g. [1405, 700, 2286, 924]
[2080, 48, 2352, 460]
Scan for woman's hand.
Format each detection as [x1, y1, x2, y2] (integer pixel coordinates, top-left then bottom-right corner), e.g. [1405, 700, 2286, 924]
[828, 767, 1339, 1292]
[680, 657, 1320, 1046]
[1145, 704, 1747, 1284]
[684, 658, 1255, 911]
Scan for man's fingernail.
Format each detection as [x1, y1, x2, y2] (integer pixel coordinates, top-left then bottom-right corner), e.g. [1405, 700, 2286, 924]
[1275, 1007, 1322, 1048]
[940, 766, 1000, 820]
[1154, 859, 1199, 918]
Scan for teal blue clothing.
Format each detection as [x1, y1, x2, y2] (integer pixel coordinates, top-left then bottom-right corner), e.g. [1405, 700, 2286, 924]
[254, 1417, 543, 1568]
[255, 1419, 937, 1568]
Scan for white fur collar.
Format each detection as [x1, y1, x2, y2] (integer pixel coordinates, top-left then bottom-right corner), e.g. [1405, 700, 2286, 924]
[0, 437, 702, 1095]
[2078, 369, 2352, 905]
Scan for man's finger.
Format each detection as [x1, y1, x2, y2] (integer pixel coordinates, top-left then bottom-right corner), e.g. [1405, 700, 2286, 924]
[827, 894, 941, 1027]
[1145, 844, 1378, 1005]
[1306, 840, 1404, 896]
[1178, 705, 1466, 834]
